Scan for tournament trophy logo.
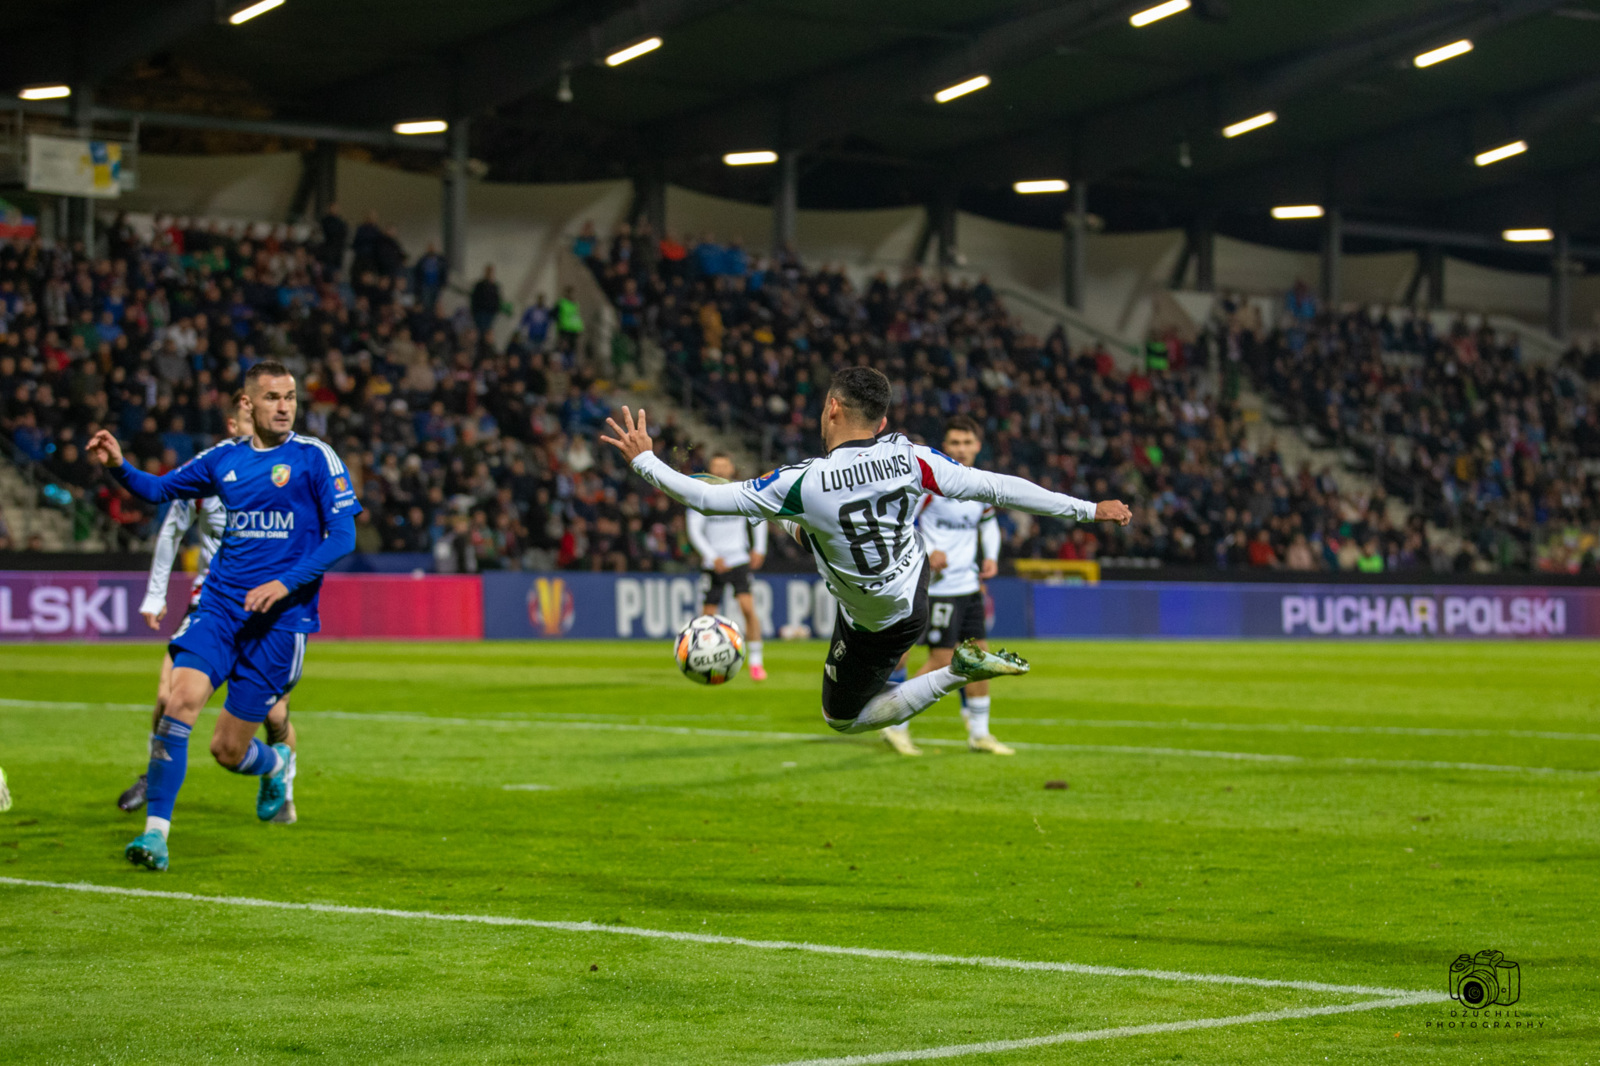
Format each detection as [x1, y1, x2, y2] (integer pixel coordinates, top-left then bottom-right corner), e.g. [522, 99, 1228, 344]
[527, 577, 576, 637]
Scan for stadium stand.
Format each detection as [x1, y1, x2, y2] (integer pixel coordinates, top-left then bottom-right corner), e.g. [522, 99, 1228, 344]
[0, 220, 710, 571]
[5, 212, 1598, 574]
[579, 226, 1600, 574]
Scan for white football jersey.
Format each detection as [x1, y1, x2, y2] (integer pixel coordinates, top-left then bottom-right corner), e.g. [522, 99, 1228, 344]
[141, 495, 227, 615]
[632, 434, 1095, 631]
[918, 494, 999, 598]
[686, 510, 769, 570]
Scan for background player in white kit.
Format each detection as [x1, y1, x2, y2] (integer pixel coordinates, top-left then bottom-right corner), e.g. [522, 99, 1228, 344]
[687, 452, 770, 680]
[114, 391, 297, 822]
[602, 367, 1131, 732]
[883, 415, 1010, 756]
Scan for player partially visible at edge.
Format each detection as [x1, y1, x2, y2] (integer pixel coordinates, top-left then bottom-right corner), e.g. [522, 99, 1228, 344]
[88, 360, 360, 870]
[602, 367, 1131, 733]
[883, 415, 1009, 757]
[687, 452, 770, 681]
[115, 390, 298, 824]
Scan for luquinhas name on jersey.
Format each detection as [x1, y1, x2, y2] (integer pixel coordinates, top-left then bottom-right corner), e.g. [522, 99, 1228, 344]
[227, 510, 295, 539]
[820, 454, 914, 493]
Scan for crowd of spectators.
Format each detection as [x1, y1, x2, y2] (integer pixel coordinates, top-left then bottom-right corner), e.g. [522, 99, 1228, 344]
[4, 203, 1597, 577]
[1239, 289, 1600, 573]
[581, 224, 1460, 574]
[0, 210, 710, 571]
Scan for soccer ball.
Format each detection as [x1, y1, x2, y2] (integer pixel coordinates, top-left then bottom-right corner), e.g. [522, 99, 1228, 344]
[674, 614, 746, 685]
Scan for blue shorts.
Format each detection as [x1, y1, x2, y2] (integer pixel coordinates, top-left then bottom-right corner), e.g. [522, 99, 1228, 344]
[169, 604, 308, 722]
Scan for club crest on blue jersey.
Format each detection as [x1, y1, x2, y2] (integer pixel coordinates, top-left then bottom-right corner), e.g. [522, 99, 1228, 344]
[271, 463, 290, 486]
[334, 475, 348, 492]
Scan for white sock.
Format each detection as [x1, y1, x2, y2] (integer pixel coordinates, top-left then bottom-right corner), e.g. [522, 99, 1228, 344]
[963, 695, 992, 739]
[833, 668, 963, 734]
[748, 640, 764, 666]
[884, 722, 910, 738]
[145, 816, 171, 839]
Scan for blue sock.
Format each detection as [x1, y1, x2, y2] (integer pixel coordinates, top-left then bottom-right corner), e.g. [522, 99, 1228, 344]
[888, 666, 908, 686]
[230, 737, 283, 777]
[145, 716, 191, 822]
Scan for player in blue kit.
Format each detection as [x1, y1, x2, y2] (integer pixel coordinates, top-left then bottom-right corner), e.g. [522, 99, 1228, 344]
[88, 360, 360, 871]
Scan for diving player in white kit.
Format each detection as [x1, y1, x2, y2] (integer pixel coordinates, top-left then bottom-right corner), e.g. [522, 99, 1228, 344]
[602, 368, 1131, 732]
[883, 416, 1011, 756]
[687, 453, 771, 680]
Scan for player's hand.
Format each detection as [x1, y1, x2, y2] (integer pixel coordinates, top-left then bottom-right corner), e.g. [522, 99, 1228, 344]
[713, 558, 728, 573]
[87, 430, 124, 467]
[1096, 500, 1133, 526]
[750, 552, 765, 571]
[600, 406, 653, 462]
[928, 550, 947, 572]
[141, 607, 167, 631]
[979, 558, 999, 580]
[244, 580, 290, 613]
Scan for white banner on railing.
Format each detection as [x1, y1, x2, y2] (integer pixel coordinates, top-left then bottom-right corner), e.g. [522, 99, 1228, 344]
[27, 135, 124, 198]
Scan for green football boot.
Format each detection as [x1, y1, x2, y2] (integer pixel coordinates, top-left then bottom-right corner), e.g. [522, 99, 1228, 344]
[125, 829, 169, 871]
[950, 639, 1031, 681]
[256, 743, 295, 822]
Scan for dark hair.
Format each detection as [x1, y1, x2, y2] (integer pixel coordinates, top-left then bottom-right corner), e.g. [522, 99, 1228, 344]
[827, 366, 891, 426]
[244, 360, 293, 389]
[228, 389, 246, 410]
[943, 415, 983, 442]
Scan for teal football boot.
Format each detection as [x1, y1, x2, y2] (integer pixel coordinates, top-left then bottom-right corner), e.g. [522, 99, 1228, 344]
[256, 743, 295, 822]
[125, 829, 169, 871]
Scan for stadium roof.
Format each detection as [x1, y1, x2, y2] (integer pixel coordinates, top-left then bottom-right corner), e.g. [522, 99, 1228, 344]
[7, 0, 1600, 246]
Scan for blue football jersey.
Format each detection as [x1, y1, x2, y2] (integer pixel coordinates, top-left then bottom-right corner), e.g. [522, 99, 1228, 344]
[128, 433, 362, 631]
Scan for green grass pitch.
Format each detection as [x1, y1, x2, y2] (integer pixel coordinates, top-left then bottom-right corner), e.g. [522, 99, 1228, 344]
[1, 639, 1597, 1064]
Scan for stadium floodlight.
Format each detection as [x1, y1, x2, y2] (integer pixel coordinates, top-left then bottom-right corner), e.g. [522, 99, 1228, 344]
[1413, 39, 1473, 68]
[1271, 205, 1324, 220]
[18, 85, 71, 100]
[1474, 140, 1528, 167]
[723, 150, 779, 166]
[1014, 179, 1069, 194]
[228, 0, 285, 25]
[394, 120, 448, 135]
[605, 37, 662, 67]
[1222, 111, 1277, 138]
[1502, 228, 1553, 242]
[1130, 0, 1191, 27]
[934, 75, 990, 103]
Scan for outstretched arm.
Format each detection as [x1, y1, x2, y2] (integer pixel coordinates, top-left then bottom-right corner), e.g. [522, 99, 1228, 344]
[89, 429, 215, 503]
[917, 450, 1132, 525]
[601, 407, 771, 518]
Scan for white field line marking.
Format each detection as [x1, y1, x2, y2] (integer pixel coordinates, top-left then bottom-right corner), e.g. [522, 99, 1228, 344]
[15, 696, 1599, 741]
[1008, 716, 1600, 744]
[0, 877, 1443, 1001]
[5, 699, 1591, 776]
[0, 697, 151, 711]
[763, 995, 1436, 1066]
[303, 710, 1600, 777]
[502, 783, 555, 791]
